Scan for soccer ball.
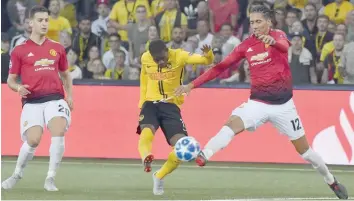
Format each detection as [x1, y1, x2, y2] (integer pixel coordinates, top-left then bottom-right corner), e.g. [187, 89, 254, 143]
[174, 136, 201, 162]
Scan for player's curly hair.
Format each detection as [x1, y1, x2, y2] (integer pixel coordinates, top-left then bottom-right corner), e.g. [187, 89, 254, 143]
[249, 5, 274, 20]
[149, 40, 167, 55]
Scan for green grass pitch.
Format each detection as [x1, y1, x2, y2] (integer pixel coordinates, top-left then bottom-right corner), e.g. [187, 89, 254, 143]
[1, 157, 354, 200]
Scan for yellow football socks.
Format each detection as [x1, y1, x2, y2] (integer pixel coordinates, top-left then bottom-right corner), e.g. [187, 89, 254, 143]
[155, 150, 181, 179]
[138, 128, 154, 160]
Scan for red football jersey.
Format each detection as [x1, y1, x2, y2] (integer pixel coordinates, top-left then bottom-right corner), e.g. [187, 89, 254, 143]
[9, 38, 68, 103]
[193, 29, 292, 104]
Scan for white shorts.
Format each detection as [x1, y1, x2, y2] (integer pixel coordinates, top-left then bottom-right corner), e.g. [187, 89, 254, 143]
[20, 99, 71, 141]
[232, 98, 305, 140]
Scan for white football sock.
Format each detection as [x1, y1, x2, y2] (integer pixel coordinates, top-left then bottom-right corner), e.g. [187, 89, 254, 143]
[14, 142, 36, 175]
[47, 136, 65, 178]
[301, 148, 335, 184]
[203, 126, 235, 160]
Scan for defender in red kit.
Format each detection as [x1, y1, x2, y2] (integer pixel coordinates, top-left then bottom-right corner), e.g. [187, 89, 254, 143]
[2, 6, 73, 191]
[175, 5, 348, 200]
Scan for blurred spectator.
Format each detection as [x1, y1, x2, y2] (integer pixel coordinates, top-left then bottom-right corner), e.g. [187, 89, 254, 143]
[211, 35, 224, 49]
[302, 3, 318, 37]
[273, 0, 289, 9]
[127, 67, 140, 80]
[288, 0, 309, 9]
[101, 21, 118, 55]
[179, 0, 198, 29]
[10, 16, 31, 52]
[167, 27, 193, 51]
[59, 31, 72, 49]
[320, 23, 348, 62]
[315, 15, 334, 61]
[1, 33, 11, 83]
[151, 0, 164, 16]
[308, 0, 325, 14]
[324, 0, 354, 24]
[220, 59, 250, 84]
[128, 5, 150, 64]
[323, 33, 345, 84]
[82, 46, 101, 78]
[208, 0, 238, 33]
[285, 9, 301, 35]
[339, 40, 354, 84]
[60, 0, 78, 28]
[155, 0, 188, 42]
[66, 48, 83, 79]
[47, 0, 72, 42]
[109, 0, 151, 42]
[6, 0, 37, 38]
[346, 10, 354, 41]
[290, 20, 308, 37]
[92, 0, 110, 37]
[274, 8, 287, 31]
[144, 25, 160, 50]
[328, 20, 337, 33]
[103, 33, 129, 69]
[72, 16, 101, 67]
[85, 58, 108, 79]
[220, 24, 241, 57]
[288, 32, 317, 84]
[104, 50, 130, 80]
[193, 19, 214, 55]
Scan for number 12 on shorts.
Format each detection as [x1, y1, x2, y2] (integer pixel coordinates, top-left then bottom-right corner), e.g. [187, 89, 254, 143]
[58, 104, 70, 117]
[290, 118, 302, 131]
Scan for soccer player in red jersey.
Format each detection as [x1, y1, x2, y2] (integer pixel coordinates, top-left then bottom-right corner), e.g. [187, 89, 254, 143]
[175, 5, 348, 200]
[2, 6, 73, 191]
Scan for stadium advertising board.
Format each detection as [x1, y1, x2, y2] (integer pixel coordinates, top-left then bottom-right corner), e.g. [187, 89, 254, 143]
[2, 85, 353, 165]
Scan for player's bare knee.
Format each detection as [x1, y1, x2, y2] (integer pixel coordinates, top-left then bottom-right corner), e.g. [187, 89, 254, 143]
[225, 116, 245, 135]
[26, 126, 43, 147]
[169, 134, 186, 146]
[140, 124, 156, 134]
[291, 135, 310, 155]
[48, 117, 67, 137]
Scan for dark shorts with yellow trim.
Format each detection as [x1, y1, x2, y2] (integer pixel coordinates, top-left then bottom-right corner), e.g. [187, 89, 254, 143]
[136, 101, 188, 145]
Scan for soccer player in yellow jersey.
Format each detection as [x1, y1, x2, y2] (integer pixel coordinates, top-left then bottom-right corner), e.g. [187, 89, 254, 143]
[137, 39, 213, 195]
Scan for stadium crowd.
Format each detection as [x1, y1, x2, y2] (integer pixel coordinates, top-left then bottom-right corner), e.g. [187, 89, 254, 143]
[1, 0, 354, 84]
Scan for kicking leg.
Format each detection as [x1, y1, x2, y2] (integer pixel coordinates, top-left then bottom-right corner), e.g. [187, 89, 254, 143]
[153, 134, 184, 195]
[138, 125, 156, 172]
[292, 136, 348, 200]
[2, 127, 43, 189]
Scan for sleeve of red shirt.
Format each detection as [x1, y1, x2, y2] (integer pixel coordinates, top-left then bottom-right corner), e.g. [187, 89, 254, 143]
[192, 43, 246, 88]
[9, 48, 22, 75]
[58, 45, 69, 72]
[272, 30, 290, 53]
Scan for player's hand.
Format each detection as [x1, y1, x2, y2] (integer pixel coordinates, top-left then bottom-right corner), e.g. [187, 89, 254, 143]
[65, 96, 74, 111]
[174, 83, 193, 97]
[201, 45, 211, 54]
[17, 85, 31, 98]
[257, 35, 276, 45]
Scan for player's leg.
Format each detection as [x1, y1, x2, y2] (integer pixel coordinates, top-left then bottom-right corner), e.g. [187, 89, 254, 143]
[152, 103, 186, 195]
[196, 100, 268, 166]
[270, 99, 348, 200]
[2, 103, 45, 189]
[43, 99, 71, 191]
[137, 101, 160, 172]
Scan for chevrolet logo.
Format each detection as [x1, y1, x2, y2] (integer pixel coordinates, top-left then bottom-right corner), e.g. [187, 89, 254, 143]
[34, 59, 55, 67]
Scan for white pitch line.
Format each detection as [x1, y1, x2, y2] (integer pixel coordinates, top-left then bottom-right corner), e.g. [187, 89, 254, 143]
[2, 160, 354, 173]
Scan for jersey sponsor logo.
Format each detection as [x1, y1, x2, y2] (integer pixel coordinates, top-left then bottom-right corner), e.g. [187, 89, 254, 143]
[312, 92, 354, 165]
[250, 58, 272, 66]
[250, 52, 269, 61]
[49, 49, 57, 57]
[34, 59, 55, 67]
[148, 71, 176, 80]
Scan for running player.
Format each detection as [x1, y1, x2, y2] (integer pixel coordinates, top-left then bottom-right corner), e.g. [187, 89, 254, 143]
[2, 6, 73, 191]
[138, 39, 213, 195]
[175, 5, 348, 200]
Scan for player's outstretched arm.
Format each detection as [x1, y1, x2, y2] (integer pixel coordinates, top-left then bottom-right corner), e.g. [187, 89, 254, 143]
[184, 45, 214, 65]
[174, 45, 245, 96]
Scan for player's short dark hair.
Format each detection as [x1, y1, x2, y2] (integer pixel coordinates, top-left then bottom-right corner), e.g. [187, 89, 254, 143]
[249, 5, 273, 19]
[317, 14, 330, 22]
[149, 40, 167, 55]
[29, 5, 49, 18]
[108, 33, 121, 41]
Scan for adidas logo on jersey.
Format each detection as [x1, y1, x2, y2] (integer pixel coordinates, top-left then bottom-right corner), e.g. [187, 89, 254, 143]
[247, 48, 253, 52]
[28, 52, 34, 57]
